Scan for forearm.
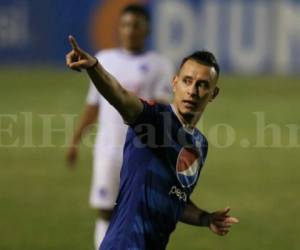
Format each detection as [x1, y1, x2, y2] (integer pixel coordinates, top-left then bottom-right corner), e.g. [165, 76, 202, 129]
[66, 36, 142, 123]
[86, 63, 142, 123]
[87, 64, 125, 110]
[179, 200, 211, 227]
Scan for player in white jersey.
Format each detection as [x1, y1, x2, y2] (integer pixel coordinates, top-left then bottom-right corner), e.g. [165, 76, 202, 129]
[66, 4, 174, 250]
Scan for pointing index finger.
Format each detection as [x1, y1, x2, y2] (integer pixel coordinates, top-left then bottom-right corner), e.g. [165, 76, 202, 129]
[68, 35, 80, 51]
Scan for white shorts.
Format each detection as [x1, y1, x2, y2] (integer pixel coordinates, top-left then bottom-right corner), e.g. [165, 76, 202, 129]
[89, 151, 123, 209]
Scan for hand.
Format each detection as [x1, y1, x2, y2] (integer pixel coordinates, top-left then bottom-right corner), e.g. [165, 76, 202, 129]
[66, 145, 78, 168]
[66, 35, 98, 72]
[209, 207, 239, 236]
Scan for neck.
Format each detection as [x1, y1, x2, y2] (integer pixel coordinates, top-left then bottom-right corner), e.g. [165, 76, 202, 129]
[171, 103, 203, 128]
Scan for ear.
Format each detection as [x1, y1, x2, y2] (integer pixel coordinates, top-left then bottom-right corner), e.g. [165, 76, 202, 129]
[209, 86, 219, 102]
[172, 75, 178, 92]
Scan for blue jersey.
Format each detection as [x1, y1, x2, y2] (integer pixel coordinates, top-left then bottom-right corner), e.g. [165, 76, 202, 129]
[100, 101, 208, 250]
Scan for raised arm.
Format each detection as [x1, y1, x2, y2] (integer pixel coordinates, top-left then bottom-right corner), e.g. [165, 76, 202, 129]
[180, 200, 239, 236]
[66, 35, 143, 124]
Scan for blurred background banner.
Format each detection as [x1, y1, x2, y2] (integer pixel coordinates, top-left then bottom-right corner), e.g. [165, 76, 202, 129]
[1, 0, 300, 73]
[0, 0, 98, 64]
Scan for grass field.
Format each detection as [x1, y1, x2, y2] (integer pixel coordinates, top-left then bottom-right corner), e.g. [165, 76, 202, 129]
[0, 68, 299, 250]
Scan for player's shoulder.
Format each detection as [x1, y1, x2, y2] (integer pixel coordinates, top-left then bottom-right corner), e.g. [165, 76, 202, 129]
[141, 99, 170, 112]
[195, 128, 208, 147]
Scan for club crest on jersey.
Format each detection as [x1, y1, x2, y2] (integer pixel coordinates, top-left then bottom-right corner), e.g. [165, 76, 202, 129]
[176, 147, 201, 188]
[139, 63, 149, 73]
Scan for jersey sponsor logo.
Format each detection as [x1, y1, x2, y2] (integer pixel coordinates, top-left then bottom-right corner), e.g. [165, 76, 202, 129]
[176, 147, 200, 188]
[169, 185, 187, 202]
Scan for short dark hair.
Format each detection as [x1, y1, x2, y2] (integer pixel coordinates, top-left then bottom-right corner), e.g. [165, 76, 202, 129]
[179, 51, 220, 78]
[121, 4, 150, 23]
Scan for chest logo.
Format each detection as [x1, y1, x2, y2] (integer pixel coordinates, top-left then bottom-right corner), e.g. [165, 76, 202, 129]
[139, 63, 149, 73]
[176, 147, 200, 188]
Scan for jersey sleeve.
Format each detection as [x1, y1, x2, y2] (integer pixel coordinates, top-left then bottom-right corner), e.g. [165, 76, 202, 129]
[130, 100, 160, 128]
[152, 57, 174, 102]
[129, 100, 167, 147]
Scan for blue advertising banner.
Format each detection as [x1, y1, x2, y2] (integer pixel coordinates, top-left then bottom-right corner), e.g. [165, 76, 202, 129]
[152, 0, 300, 73]
[0, 0, 299, 73]
[0, 0, 99, 63]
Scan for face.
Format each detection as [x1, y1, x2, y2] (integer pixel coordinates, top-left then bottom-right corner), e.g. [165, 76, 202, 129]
[119, 12, 149, 52]
[172, 59, 219, 123]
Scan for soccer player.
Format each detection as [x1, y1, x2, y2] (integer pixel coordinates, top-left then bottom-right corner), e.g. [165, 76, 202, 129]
[66, 35, 239, 249]
[67, 4, 173, 250]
